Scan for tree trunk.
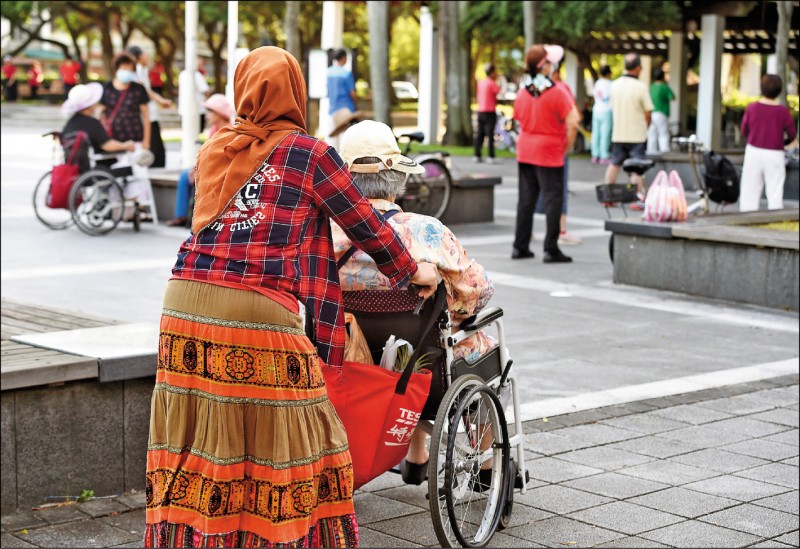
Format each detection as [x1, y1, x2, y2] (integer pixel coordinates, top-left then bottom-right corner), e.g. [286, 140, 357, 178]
[285, 1, 302, 64]
[98, 16, 115, 79]
[367, 1, 391, 125]
[204, 22, 227, 93]
[523, 1, 541, 47]
[441, 2, 472, 146]
[775, 0, 793, 106]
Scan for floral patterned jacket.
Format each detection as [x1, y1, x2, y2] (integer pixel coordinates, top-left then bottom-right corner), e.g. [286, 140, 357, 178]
[332, 199, 497, 363]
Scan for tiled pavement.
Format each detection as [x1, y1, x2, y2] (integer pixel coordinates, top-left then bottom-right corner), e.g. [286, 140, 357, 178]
[2, 375, 797, 548]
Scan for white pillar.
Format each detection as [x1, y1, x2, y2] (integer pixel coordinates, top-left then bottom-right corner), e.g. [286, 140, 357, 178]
[640, 55, 652, 87]
[564, 49, 583, 106]
[319, 1, 344, 142]
[696, 14, 724, 150]
[181, 1, 200, 169]
[767, 54, 778, 74]
[668, 31, 687, 134]
[226, 1, 238, 107]
[417, 5, 440, 144]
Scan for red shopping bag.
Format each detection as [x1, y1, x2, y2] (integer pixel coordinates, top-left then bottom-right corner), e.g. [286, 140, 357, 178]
[46, 163, 80, 209]
[322, 359, 432, 490]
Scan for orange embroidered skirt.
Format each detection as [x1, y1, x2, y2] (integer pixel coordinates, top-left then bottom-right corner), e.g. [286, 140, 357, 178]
[144, 280, 359, 548]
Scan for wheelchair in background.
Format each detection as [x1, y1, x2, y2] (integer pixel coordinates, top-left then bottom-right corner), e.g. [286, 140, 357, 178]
[33, 130, 157, 236]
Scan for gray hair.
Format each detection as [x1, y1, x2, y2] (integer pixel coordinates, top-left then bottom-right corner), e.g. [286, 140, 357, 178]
[351, 157, 407, 200]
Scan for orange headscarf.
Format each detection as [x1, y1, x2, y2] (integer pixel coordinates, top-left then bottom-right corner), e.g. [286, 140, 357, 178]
[192, 47, 307, 233]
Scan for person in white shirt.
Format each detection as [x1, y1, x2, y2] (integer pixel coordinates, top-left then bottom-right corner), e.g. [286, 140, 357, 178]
[591, 64, 613, 164]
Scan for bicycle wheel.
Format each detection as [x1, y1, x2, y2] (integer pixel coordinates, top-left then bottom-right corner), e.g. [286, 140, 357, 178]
[429, 375, 510, 548]
[399, 158, 451, 219]
[32, 171, 73, 230]
[68, 169, 124, 236]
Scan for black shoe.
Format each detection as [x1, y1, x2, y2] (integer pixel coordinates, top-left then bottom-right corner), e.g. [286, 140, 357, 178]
[400, 458, 428, 485]
[511, 248, 535, 260]
[543, 250, 572, 263]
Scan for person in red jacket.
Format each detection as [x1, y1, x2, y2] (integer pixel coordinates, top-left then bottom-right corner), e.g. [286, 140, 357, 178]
[60, 54, 81, 99]
[28, 60, 43, 100]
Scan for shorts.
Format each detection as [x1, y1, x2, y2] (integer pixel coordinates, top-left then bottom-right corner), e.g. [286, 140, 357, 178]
[611, 142, 647, 167]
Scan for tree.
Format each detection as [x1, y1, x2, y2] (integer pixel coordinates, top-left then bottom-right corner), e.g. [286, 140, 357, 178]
[1, 1, 72, 59]
[441, 1, 472, 145]
[284, 1, 301, 62]
[200, 1, 228, 93]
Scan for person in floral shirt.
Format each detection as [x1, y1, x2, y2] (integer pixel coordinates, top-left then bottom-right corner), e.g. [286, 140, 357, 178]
[331, 120, 503, 485]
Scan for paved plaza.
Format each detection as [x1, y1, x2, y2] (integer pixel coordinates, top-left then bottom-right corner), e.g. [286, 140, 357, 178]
[1, 109, 798, 547]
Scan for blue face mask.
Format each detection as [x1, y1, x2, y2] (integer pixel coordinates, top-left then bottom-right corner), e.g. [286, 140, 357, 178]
[116, 69, 136, 84]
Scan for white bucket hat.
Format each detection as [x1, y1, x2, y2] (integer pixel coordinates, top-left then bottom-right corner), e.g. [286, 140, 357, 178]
[339, 120, 425, 175]
[62, 82, 104, 114]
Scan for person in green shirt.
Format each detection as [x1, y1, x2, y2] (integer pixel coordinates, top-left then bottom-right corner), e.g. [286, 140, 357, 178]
[647, 68, 675, 153]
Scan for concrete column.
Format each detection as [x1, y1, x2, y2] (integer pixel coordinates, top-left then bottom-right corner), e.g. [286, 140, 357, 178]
[417, 6, 441, 144]
[226, 1, 238, 107]
[640, 55, 653, 87]
[319, 1, 344, 142]
[522, 1, 539, 47]
[181, 1, 200, 169]
[767, 54, 778, 74]
[668, 31, 688, 134]
[563, 49, 585, 109]
[696, 13, 725, 149]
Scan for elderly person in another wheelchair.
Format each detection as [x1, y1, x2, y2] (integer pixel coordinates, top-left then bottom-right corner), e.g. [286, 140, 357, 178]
[332, 120, 509, 487]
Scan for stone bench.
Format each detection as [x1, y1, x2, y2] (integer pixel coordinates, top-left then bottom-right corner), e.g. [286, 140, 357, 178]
[605, 209, 799, 311]
[1, 299, 157, 513]
[151, 169, 502, 226]
[440, 173, 502, 225]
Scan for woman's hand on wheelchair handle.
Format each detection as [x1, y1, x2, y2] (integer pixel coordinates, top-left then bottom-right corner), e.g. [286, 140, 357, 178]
[409, 261, 439, 299]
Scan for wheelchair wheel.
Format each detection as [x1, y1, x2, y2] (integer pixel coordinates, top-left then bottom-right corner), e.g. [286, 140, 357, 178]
[32, 171, 73, 230]
[428, 374, 510, 547]
[68, 169, 124, 236]
[399, 158, 451, 219]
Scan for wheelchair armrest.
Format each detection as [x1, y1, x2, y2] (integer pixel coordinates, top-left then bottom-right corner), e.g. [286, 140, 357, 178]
[460, 307, 503, 332]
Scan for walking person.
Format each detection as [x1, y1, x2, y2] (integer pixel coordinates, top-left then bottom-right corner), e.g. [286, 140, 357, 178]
[647, 67, 675, 154]
[149, 57, 166, 97]
[27, 60, 43, 100]
[739, 74, 797, 212]
[604, 53, 653, 204]
[326, 48, 359, 148]
[144, 46, 438, 548]
[127, 45, 172, 168]
[591, 64, 613, 164]
[473, 63, 505, 164]
[60, 54, 81, 99]
[511, 44, 580, 264]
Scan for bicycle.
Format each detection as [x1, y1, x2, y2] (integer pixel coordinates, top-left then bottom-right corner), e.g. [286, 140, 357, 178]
[396, 131, 453, 219]
[33, 130, 156, 236]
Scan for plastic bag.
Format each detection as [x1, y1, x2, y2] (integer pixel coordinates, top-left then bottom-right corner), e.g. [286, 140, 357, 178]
[343, 312, 374, 365]
[380, 335, 414, 372]
[643, 169, 687, 222]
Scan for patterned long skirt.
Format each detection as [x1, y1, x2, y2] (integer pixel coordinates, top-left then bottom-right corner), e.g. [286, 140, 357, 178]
[144, 279, 359, 548]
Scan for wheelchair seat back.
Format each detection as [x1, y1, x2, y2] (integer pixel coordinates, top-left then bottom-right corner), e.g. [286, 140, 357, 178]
[342, 287, 448, 420]
[61, 130, 91, 174]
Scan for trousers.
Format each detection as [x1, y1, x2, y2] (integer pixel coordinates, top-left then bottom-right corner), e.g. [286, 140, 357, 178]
[514, 162, 564, 253]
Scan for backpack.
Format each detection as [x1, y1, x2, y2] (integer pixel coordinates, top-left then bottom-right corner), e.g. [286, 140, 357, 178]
[702, 150, 740, 205]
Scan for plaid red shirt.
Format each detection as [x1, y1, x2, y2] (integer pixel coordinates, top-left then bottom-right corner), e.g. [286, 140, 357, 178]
[173, 133, 418, 367]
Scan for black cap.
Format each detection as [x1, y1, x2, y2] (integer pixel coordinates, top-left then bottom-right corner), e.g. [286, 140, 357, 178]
[127, 45, 144, 59]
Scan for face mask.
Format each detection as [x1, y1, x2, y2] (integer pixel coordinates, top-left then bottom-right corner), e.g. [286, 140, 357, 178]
[116, 69, 136, 84]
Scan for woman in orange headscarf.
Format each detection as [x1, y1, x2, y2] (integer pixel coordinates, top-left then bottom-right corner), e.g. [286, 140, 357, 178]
[144, 47, 437, 548]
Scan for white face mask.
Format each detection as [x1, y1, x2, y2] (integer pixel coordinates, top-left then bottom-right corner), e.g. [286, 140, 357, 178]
[116, 69, 136, 84]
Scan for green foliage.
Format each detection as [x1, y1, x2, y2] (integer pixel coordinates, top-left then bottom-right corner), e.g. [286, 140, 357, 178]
[393, 347, 433, 374]
[76, 489, 95, 503]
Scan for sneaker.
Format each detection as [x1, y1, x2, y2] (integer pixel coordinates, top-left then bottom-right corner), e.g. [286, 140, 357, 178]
[630, 201, 645, 211]
[472, 156, 483, 163]
[558, 231, 582, 246]
[598, 158, 612, 165]
[591, 157, 598, 164]
[485, 157, 496, 164]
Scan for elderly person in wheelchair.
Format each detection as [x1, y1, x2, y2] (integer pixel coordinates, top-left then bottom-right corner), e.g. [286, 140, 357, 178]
[331, 120, 507, 486]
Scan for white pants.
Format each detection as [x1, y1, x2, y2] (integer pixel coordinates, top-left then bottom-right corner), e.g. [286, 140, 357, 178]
[739, 145, 786, 211]
[647, 112, 671, 153]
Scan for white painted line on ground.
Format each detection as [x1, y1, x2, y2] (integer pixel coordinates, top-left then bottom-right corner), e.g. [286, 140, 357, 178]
[1, 258, 175, 280]
[490, 271, 800, 334]
[514, 358, 799, 421]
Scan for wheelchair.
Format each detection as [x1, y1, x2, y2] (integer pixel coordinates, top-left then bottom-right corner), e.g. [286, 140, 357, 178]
[33, 131, 158, 236]
[343, 282, 528, 548]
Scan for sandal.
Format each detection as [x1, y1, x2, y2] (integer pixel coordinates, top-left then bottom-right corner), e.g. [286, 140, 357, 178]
[400, 458, 428, 485]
